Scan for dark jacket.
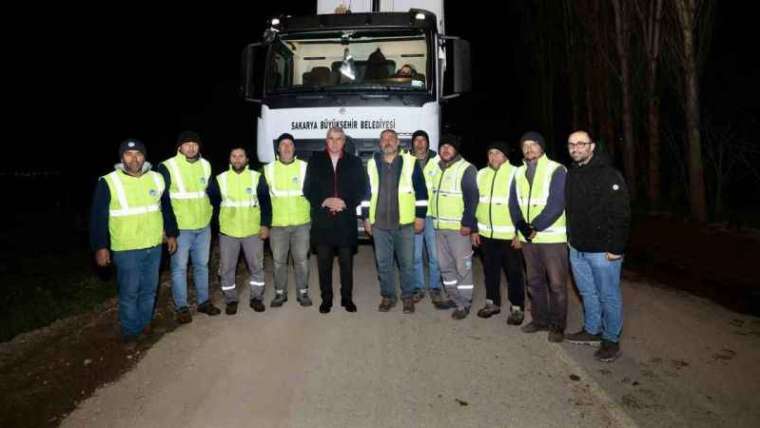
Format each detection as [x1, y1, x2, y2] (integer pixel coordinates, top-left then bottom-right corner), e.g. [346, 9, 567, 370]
[566, 153, 630, 254]
[90, 163, 178, 251]
[304, 150, 367, 247]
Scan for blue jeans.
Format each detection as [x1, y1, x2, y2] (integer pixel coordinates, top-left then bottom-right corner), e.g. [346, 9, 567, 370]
[171, 226, 211, 308]
[112, 245, 162, 338]
[373, 225, 416, 300]
[413, 216, 441, 291]
[569, 246, 624, 342]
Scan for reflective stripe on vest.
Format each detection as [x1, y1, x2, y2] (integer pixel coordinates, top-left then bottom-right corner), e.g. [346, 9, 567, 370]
[514, 155, 567, 243]
[428, 158, 471, 231]
[264, 159, 310, 227]
[218, 167, 262, 238]
[366, 153, 417, 225]
[163, 154, 212, 230]
[475, 164, 516, 240]
[104, 170, 164, 251]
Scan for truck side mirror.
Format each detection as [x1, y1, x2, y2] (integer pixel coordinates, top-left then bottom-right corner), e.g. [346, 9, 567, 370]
[441, 36, 472, 100]
[241, 43, 266, 102]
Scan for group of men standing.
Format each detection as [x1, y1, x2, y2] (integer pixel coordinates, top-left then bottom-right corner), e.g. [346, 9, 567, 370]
[91, 126, 629, 362]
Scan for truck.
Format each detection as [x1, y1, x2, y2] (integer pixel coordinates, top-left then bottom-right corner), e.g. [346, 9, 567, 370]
[241, 0, 471, 163]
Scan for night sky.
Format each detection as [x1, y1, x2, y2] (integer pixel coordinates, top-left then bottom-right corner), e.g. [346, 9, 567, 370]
[9, 2, 758, 213]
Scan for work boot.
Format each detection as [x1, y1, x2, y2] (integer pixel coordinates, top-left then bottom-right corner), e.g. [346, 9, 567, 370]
[378, 297, 397, 312]
[412, 289, 425, 303]
[521, 321, 547, 334]
[122, 335, 139, 352]
[250, 298, 265, 312]
[452, 307, 470, 320]
[197, 301, 221, 316]
[341, 298, 357, 312]
[402, 297, 415, 314]
[430, 289, 445, 305]
[548, 327, 565, 343]
[506, 306, 525, 326]
[176, 306, 193, 324]
[297, 291, 313, 307]
[225, 302, 238, 315]
[595, 340, 622, 362]
[270, 292, 288, 307]
[566, 330, 602, 346]
[433, 298, 457, 310]
[476, 302, 501, 318]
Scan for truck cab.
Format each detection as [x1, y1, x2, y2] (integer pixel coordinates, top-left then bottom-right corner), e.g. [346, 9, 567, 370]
[241, 0, 471, 164]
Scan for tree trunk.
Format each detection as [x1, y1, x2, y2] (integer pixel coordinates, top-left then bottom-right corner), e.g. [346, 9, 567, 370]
[612, 0, 638, 199]
[675, 0, 708, 221]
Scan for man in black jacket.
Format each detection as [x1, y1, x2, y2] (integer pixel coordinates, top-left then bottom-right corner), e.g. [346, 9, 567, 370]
[565, 130, 630, 362]
[303, 127, 367, 314]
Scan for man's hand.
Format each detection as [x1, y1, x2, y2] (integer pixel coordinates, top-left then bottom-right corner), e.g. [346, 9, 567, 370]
[166, 236, 178, 254]
[95, 248, 111, 267]
[414, 218, 425, 234]
[460, 226, 472, 237]
[511, 236, 523, 249]
[606, 252, 622, 261]
[323, 197, 347, 212]
[363, 219, 373, 237]
[528, 230, 537, 241]
[259, 226, 270, 240]
[471, 232, 481, 247]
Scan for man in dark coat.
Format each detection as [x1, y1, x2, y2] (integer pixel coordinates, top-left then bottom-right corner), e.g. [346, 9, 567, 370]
[303, 127, 367, 313]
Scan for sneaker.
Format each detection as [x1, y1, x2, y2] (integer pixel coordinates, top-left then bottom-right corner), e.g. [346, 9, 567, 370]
[402, 298, 415, 314]
[225, 302, 238, 315]
[476, 303, 501, 318]
[566, 330, 602, 346]
[412, 289, 425, 303]
[298, 292, 313, 307]
[176, 306, 193, 324]
[341, 298, 357, 312]
[595, 340, 621, 362]
[270, 293, 288, 307]
[433, 299, 457, 310]
[250, 298, 265, 312]
[197, 301, 221, 316]
[452, 307, 470, 320]
[319, 302, 332, 314]
[378, 297, 397, 312]
[521, 321, 548, 333]
[548, 327, 565, 343]
[506, 306, 525, 326]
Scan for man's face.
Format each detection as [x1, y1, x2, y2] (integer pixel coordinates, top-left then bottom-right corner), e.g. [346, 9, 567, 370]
[179, 141, 200, 159]
[412, 136, 428, 156]
[229, 148, 248, 171]
[278, 139, 295, 162]
[398, 66, 413, 76]
[487, 149, 507, 169]
[380, 131, 399, 156]
[122, 150, 145, 174]
[326, 130, 346, 155]
[521, 140, 543, 162]
[439, 144, 456, 162]
[567, 131, 595, 164]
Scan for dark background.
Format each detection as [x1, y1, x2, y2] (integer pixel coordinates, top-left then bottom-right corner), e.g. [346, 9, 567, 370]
[4, 1, 759, 232]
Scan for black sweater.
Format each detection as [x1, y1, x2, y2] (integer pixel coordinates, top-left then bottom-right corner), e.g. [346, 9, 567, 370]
[565, 154, 630, 254]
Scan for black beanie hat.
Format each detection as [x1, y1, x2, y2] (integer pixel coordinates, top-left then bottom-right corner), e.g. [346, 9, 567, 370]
[118, 138, 146, 158]
[519, 131, 546, 151]
[411, 130, 430, 149]
[176, 130, 202, 149]
[276, 132, 295, 148]
[439, 133, 461, 152]
[487, 141, 510, 157]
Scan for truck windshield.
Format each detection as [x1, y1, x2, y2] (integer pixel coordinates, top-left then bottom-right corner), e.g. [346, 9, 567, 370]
[266, 29, 430, 94]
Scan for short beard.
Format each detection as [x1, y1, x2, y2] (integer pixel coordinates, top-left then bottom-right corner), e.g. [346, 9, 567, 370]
[232, 164, 246, 173]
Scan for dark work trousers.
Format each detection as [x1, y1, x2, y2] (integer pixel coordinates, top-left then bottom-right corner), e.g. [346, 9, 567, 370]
[316, 244, 354, 304]
[480, 236, 526, 309]
[522, 242, 569, 330]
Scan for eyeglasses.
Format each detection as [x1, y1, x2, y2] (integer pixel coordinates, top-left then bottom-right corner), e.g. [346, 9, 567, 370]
[567, 141, 593, 148]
